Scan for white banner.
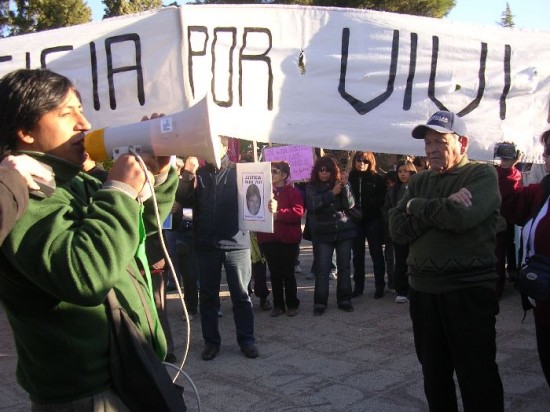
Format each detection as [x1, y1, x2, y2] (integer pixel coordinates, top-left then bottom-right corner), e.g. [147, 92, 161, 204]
[0, 8, 185, 130]
[1, 5, 549, 161]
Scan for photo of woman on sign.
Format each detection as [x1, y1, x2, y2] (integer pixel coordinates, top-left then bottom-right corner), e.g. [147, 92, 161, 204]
[246, 183, 262, 216]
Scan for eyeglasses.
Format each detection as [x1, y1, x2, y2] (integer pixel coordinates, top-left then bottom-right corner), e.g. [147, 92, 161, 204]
[318, 167, 333, 173]
[356, 158, 370, 164]
[271, 169, 282, 175]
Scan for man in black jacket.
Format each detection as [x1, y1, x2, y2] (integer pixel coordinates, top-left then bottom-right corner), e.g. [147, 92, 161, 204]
[193, 137, 257, 361]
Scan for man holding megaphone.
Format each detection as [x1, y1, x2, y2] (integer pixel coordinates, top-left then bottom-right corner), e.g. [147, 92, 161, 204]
[0, 68, 179, 409]
[191, 136, 259, 361]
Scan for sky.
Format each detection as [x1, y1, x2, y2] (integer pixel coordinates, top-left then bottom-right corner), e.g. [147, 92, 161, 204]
[446, 0, 549, 30]
[87, 1, 547, 30]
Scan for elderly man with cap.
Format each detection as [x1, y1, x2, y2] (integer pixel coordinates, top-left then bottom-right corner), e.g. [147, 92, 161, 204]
[389, 111, 504, 411]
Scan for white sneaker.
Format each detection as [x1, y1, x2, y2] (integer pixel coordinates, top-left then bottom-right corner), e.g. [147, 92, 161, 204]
[395, 295, 409, 303]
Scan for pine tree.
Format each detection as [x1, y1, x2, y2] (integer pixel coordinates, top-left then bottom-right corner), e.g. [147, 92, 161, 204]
[34, 0, 92, 32]
[498, 1, 514, 28]
[102, 0, 163, 18]
[0, 0, 91, 37]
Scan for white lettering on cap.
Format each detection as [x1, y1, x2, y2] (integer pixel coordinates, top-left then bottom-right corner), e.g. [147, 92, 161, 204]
[430, 115, 449, 123]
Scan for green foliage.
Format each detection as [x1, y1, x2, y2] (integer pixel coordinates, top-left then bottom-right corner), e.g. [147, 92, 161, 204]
[0, 0, 458, 38]
[1, 0, 34, 36]
[35, 0, 91, 31]
[498, 1, 514, 28]
[102, 0, 163, 18]
[1, 0, 91, 37]
[193, 0, 456, 18]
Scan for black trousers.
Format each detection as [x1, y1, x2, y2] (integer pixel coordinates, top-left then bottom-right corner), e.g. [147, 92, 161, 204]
[261, 242, 300, 310]
[392, 242, 410, 296]
[409, 287, 504, 412]
[534, 302, 550, 387]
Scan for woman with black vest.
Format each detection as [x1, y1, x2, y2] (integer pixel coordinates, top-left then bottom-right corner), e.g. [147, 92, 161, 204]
[348, 151, 387, 298]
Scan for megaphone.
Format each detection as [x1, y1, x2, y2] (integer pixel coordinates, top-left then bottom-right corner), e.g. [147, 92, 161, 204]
[84, 96, 222, 168]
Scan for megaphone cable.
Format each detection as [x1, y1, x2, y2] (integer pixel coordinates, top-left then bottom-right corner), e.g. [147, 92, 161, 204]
[163, 362, 202, 411]
[129, 149, 198, 400]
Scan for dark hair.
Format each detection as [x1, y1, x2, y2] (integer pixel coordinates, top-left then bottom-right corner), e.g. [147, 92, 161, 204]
[353, 151, 377, 172]
[0, 69, 75, 156]
[396, 160, 417, 175]
[413, 156, 429, 169]
[541, 129, 550, 146]
[384, 170, 398, 185]
[271, 160, 291, 182]
[309, 156, 340, 186]
[392, 160, 417, 205]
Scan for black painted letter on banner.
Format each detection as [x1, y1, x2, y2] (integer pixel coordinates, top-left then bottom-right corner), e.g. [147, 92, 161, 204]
[239, 28, 273, 111]
[105, 34, 144, 110]
[212, 27, 236, 108]
[339, 28, 399, 115]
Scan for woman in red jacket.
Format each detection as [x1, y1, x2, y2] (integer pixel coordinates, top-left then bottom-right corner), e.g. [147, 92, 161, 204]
[257, 161, 305, 317]
[497, 130, 550, 387]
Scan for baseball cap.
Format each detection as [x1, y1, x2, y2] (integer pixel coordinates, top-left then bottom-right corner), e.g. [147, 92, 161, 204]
[412, 110, 467, 139]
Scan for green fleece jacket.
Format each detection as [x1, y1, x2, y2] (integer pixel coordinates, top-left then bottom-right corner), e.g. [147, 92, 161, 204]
[0, 152, 177, 403]
[388, 155, 500, 293]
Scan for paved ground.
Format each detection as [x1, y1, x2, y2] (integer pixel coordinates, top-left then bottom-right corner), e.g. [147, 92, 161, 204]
[1, 240, 550, 411]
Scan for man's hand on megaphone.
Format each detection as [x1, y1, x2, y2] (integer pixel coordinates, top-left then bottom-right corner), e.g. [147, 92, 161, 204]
[107, 154, 153, 196]
[141, 113, 172, 175]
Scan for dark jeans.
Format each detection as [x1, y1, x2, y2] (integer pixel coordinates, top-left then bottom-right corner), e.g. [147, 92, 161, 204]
[311, 250, 336, 275]
[196, 248, 255, 347]
[393, 242, 410, 296]
[352, 217, 386, 293]
[261, 242, 300, 310]
[409, 287, 503, 412]
[494, 223, 517, 297]
[176, 231, 199, 314]
[164, 229, 181, 286]
[313, 238, 353, 306]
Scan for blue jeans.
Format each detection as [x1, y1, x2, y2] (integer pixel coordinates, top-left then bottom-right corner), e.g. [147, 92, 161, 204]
[313, 239, 353, 306]
[196, 248, 255, 347]
[352, 217, 386, 292]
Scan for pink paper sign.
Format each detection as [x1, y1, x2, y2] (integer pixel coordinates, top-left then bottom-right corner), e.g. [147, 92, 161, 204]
[263, 145, 315, 182]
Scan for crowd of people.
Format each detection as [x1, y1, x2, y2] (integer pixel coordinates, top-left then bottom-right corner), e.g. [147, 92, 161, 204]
[1, 67, 549, 411]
